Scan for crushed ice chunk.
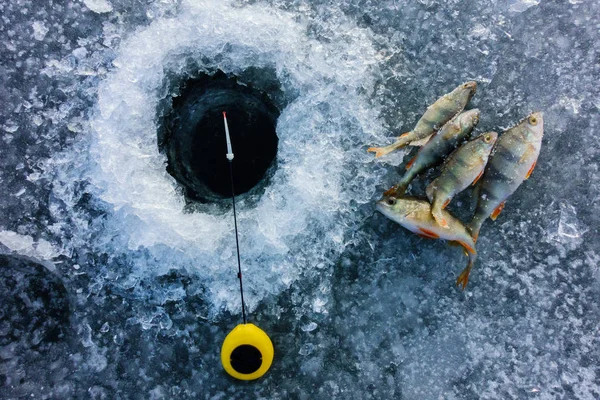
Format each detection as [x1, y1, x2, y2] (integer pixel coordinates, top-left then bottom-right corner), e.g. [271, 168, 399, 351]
[2, 122, 19, 133]
[72, 47, 88, 59]
[32, 21, 49, 41]
[301, 321, 318, 332]
[0, 230, 63, 260]
[558, 202, 587, 239]
[83, 0, 113, 14]
[508, 0, 540, 12]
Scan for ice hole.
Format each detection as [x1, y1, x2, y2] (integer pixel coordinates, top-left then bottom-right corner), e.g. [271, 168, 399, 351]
[162, 70, 280, 202]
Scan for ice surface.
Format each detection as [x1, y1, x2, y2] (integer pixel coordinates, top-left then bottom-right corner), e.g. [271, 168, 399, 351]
[1, 0, 599, 398]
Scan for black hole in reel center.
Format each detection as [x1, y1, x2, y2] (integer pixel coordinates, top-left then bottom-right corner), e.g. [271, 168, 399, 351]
[230, 344, 263, 374]
[162, 70, 280, 203]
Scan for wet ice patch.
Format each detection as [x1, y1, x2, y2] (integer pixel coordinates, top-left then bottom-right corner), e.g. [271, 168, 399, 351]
[50, 0, 386, 314]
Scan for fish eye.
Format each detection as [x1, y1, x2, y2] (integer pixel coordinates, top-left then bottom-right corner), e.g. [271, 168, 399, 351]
[386, 197, 397, 205]
[484, 134, 492, 143]
[529, 116, 538, 125]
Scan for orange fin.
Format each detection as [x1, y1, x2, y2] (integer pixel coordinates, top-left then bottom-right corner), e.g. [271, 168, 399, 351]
[472, 169, 484, 186]
[417, 227, 440, 239]
[399, 132, 410, 138]
[383, 186, 399, 197]
[525, 160, 536, 179]
[456, 265, 472, 290]
[456, 240, 476, 254]
[432, 209, 448, 228]
[367, 147, 387, 158]
[490, 201, 505, 221]
[442, 199, 451, 209]
[417, 233, 434, 240]
[405, 155, 417, 170]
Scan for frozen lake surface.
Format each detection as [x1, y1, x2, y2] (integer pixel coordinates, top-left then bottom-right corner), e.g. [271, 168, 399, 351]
[1, 0, 599, 398]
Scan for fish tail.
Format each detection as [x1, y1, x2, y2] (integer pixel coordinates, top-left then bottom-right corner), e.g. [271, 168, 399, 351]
[367, 145, 394, 158]
[367, 132, 412, 158]
[456, 251, 477, 290]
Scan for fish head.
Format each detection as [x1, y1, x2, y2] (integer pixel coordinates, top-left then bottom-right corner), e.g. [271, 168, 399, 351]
[525, 111, 544, 140]
[461, 80, 477, 100]
[458, 108, 480, 129]
[376, 195, 420, 223]
[475, 131, 498, 151]
[449, 81, 477, 109]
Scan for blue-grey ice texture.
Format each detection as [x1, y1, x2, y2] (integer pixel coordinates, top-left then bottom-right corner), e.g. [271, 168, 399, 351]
[1, 0, 599, 398]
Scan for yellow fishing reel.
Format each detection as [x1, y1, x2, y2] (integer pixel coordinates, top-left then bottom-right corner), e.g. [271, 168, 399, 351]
[221, 323, 274, 380]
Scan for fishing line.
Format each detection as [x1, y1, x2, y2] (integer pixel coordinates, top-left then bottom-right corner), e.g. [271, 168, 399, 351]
[220, 112, 274, 381]
[223, 111, 247, 324]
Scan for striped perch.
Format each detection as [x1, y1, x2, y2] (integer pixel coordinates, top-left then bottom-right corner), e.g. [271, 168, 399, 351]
[376, 196, 478, 289]
[426, 131, 498, 228]
[468, 112, 544, 242]
[368, 81, 477, 158]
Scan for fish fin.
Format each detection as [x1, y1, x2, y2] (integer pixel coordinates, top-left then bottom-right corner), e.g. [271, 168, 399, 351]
[417, 227, 440, 239]
[408, 134, 432, 147]
[432, 211, 448, 228]
[456, 265, 473, 290]
[442, 199, 451, 209]
[456, 250, 477, 290]
[405, 155, 417, 170]
[367, 146, 391, 158]
[456, 240, 476, 255]
[472, 169, 484, 186]
[525, 160, 537, 179]
[383, 186, 398, 196]
[490, 201, 505, 221]
[417, 234, 434, 240]
[399, 132, 410, 138]
[430, 200, 448, 228]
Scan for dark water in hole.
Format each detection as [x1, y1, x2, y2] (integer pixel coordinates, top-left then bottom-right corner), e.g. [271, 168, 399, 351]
[162, 71, 279, 202]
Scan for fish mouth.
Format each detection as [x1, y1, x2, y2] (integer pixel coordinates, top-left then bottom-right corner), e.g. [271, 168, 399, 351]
[375, 200, 394, 219]
[463, 81, 477, 98]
